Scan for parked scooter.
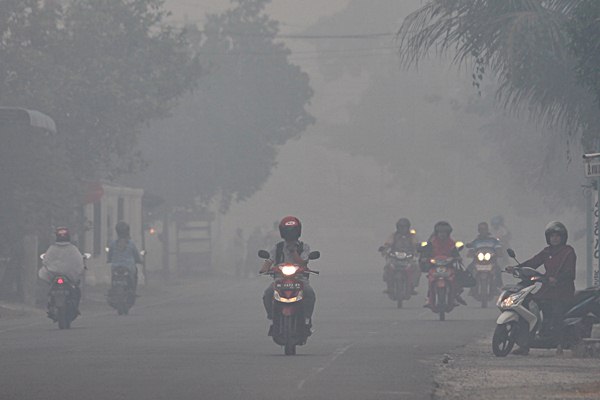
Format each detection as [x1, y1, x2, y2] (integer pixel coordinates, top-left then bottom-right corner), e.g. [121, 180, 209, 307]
[40, 253, 90, 329]
[466, 238, 502, 308]
[492, 249, 600, 356]
[379, 246, 415, 308]
[418, 241, 465, 321]
[258, 249, 320, 355]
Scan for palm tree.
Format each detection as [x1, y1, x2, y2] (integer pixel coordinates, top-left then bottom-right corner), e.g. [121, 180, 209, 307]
[396, 0, 598, 147]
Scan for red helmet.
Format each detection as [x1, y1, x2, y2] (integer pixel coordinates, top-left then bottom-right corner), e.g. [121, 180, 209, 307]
[55, 227, 70, 243]
[279, 216, 302, 241]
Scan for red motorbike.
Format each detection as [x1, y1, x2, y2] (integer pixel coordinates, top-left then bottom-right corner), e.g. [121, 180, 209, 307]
[419, 242, 464, 321]
[258, 249, 320, 355]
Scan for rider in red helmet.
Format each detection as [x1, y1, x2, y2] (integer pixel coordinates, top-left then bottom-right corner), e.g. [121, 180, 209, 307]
[260, 216, 316, 335]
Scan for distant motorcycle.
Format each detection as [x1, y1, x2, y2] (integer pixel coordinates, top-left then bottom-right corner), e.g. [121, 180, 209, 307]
[466, 238, 502, 308]
[492, 249, 600, 356]
[418, 241, 464, 321]
[379, 246, 415, 308]
[258, 249, 320, 356]
[41, 253, 90, 329]
[107, 249, 145, 315]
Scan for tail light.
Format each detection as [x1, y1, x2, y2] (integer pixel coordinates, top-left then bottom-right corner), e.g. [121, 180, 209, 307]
[56, 277, 64, 285]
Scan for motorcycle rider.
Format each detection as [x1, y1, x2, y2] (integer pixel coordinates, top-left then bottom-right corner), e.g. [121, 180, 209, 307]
[419, 221, 467, 307]
[466, 222, 503, 289]
[507, 221, 576, 356]
[260, 216, 316, 335]
[107, 221, 143, 292]
[491, 215, 511, 267]
[379, 218, 420, 296]
[38, 227, 85, 314]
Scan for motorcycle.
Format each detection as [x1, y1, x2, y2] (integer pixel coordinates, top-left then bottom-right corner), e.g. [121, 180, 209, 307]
[466, 238, 502, 308]
[40, 253, 90, 329]
[418, 241, 464, 321]
[107, 249, 145, 315]
[492, 249, 600, 357]
[379, 246, 415, 308]
[258, 249, 320, 355]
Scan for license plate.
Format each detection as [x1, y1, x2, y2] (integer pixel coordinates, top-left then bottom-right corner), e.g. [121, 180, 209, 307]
[51, 289, 67, 295]
[276, 282, 301, 290]
[476, 265, 493, 271]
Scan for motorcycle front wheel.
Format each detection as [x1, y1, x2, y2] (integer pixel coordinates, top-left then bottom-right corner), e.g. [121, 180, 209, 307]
[283, 316, 296, 356]
[492, 322, 517, 357]
[436, 286, 447, 321]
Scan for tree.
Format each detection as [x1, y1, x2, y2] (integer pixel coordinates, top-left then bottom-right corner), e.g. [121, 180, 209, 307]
[396, 0, 599, 148]
[133, 0, 314, 211]
[0, 0, 198, 254]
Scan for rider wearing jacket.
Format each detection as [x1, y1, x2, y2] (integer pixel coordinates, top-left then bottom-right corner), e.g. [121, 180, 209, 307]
[107, 221, 143, 291]
[508, 221, 576, 355]
[379, 218, 420, 296]
[260, 216, 316, 335]
[38, 227, 85, 312]
[420, 221, 466, 307]
[466, 221, 503, 289]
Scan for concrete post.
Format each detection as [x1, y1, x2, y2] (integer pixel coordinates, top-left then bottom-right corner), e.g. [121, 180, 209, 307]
[21, 234, 39, 306]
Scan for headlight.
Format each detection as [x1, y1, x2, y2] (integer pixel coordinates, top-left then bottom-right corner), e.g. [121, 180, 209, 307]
[279, 265, 299, 276]
[394, 252, 407, 258]
[430, 258, 436, 264]
[477, 252, 485, 261]
[484, 253, 492, 261]
[500, 292, 527, 308]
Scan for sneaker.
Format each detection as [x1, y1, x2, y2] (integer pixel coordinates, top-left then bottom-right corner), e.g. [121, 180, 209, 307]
[423, 302, 432, 308]
[268, 325, 275, 336]
[411, 289, 418, 295]
[512, 347, 529, 356]
[456, 295, 467, 306]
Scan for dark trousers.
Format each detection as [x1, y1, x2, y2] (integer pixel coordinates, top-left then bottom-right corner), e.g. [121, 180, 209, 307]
[263, 282, 316, 320]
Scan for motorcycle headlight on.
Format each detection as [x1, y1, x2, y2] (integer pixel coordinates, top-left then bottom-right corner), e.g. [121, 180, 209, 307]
[499, 291, 528, 309]
[279, 265, 299, 276]
[477, 252, 492, 261]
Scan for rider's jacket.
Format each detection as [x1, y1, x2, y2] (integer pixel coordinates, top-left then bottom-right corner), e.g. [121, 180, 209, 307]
[38, 242, 85, 284]
[268, 240, 311, 265]
[518, 244, 576, 300]
[107, 238, 142, 274]
[383, 231, 419, 254]
[427, 236, 459, 259]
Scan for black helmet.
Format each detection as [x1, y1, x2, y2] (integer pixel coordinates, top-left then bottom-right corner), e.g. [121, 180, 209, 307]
[396, 218, 411, 231]
[279, 216, 301, 241]
[434, 221, 452, 235]
[544, 221, 567, 245]
[55, 227, 70, 243]
[115, 221, 130, 239]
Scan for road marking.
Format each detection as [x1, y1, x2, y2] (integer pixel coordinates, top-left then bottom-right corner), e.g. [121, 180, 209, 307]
[297, 343, 353, 390]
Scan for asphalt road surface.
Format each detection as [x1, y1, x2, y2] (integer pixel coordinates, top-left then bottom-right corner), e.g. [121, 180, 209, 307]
[1, 272, 498, 400]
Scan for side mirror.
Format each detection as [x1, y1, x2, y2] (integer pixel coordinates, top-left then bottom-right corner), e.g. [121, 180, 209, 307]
[258, 250, 270, 259]
[308, 251, 320, 260]
[506, 248, 516, 258]
[417, 242, 429, 252]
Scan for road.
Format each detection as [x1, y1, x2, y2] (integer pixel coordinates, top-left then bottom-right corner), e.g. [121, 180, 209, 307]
[0, 272, 498, 400]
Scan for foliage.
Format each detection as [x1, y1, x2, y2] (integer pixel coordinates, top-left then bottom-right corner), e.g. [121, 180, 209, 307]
[396, 0, 598, 147]
[0, 0, 198, 243]
[134, 0, 314, 211]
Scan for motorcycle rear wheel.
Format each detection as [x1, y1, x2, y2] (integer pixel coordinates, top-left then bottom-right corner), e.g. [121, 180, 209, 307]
[396, 279, 404, 308]
[57, 307, 69, 329]
[492, 322, 517, 357]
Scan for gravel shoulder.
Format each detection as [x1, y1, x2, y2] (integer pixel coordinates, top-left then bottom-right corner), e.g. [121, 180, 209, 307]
[433, 335, 600, 400]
